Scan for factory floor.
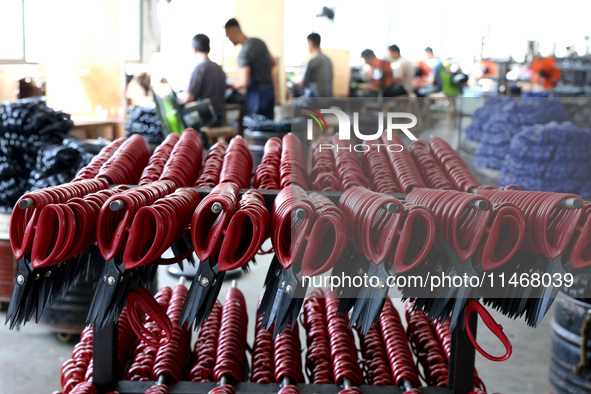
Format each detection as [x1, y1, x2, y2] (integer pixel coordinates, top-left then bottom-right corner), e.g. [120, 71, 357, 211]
[0, 253, 556, 394]
[0, 112, 556, 394]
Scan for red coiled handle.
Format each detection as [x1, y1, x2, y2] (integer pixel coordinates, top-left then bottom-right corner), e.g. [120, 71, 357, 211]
[127, 287, 173, 348]
[473, 202, 525, 271]
[429, 136, 481, 192]
[392, 203, 436, 274]
[218, 190, 270, 271]
[255, 137, 282, 190]
[570, 201, 591, 269]
[195, 141, 227, 188]
[339, 187, 404, 264]
[271, 185, 314, 269]
[191, 182, 240, 262]
[301, 193, 347, 277]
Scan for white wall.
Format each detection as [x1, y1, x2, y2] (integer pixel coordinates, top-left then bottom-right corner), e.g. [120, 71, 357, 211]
[285, 0, 591, 70]
[158, 0, 234, 91]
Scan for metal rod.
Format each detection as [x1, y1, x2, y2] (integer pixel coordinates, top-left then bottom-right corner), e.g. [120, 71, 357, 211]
[558, 197, 582, 209]
[402, 379, 414, 391]
[18, 197, 35, 209]
[157, 375, 166, 385]
[469, 199, 488, 210]
[109, 200, 126, 211]
[93, 322, 118, 392]
[281, 376, 291, 388]
[211, 202, 223, 213]
[448, 309, 477, 394]
[294, 208, 306, 219]
[384, 202, 398, 213]
[342, 378, 352, 390]
[220, 376, 230, 386]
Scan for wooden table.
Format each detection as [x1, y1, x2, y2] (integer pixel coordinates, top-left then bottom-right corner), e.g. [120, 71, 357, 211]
[69, 117, 124, 140]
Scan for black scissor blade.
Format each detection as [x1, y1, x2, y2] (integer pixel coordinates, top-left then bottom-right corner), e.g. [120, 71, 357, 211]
[259, 255, 281, 313]
[350, 262, 389, 333]
[337, 253, 369, 315]
[529, 257, 563, 327]
[195, 270, 225, 328]
[270, 266, 297, 335]
[6, 256, 34, 328]
[180, 258, 215, 327]
[87, 257, 121, 326]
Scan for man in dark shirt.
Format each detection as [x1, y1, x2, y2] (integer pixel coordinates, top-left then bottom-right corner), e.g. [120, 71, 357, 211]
[225, 18, 275, 119]
[360, 49, 395, 96]
[298, 33, 333, 97]
[185, 34, 226, 126]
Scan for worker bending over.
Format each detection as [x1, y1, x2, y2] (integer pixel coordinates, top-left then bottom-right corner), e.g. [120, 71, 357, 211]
[225, 18, 275, 119]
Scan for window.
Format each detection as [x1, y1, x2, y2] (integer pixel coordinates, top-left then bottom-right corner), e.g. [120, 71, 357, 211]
[0, 0, 142, 63]
[0, 0, 24, 61]
[120, 0, 142, 62]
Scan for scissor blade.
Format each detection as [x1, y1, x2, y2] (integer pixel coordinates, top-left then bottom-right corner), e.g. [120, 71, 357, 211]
[270, 266, 299, 335]
[350, 262, 389, 333]
[34, 267, 56, 323]
[529, 257, 563, 327]
[336, 253, 369, 315]
[87, 257, 121, 326]
[258, 255, 282, 318]
[194, 271, 225, 328]
[181, 258, 214, 327]
[6, 256, 35, 328]
[270, 290, 291, 336]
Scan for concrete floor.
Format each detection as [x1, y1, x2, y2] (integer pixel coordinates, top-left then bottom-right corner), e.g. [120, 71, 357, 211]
[0, 251, 556, 394]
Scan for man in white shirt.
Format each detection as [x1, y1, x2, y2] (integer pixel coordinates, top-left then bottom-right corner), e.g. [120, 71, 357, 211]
[388, 44, 415, 97]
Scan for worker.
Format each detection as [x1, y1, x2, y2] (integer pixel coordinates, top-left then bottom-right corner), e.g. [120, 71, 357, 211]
[360, 49, 394, 96]
[425, 47, 440, 69]
[298, 33, 333, 97]
[185, 34, 226, 126]
[225, 18, 275, 119]
[388, 44, 414, 97]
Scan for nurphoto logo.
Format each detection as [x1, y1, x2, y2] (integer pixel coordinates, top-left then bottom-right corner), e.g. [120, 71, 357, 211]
[305, 108, 418, 152]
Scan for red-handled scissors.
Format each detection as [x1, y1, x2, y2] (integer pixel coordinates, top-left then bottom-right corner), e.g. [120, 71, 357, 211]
[300, 193, 347, 277]
[191, 182, 240, 262]
[218, 189, 271, 272]
[123, 188, 201, 270]
[127, 286, 173, 347]
[271, 185, 314, 270]
[472, 202, 526, 272]
[390, 203, 437, 275]
[465, 300, 512, 362]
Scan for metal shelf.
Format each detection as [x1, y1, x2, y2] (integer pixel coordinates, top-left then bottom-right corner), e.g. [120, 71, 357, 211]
[114, 381, 451, 394]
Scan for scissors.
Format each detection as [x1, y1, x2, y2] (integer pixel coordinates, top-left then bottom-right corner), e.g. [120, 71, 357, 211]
[181, 182, 240, 328]
[258, 185, 314, 334]
[348, 200, 436, 334]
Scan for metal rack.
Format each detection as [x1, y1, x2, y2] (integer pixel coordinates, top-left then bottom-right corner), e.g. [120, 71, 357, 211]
[91, 187, 479, 394]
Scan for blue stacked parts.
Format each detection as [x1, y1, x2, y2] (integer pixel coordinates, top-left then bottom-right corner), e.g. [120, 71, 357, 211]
[464, 97, 510, 142]
[467, 98, 570, 170]
[499, 121, 591, 197]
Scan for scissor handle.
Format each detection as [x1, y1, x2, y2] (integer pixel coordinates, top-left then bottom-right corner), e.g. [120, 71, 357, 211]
[478, 202, 526, 272]
[127, 287, 173, 347]
[570, 201, 591, 269]
[465, 300, 512, 362]
[393, 204, 436, 274]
